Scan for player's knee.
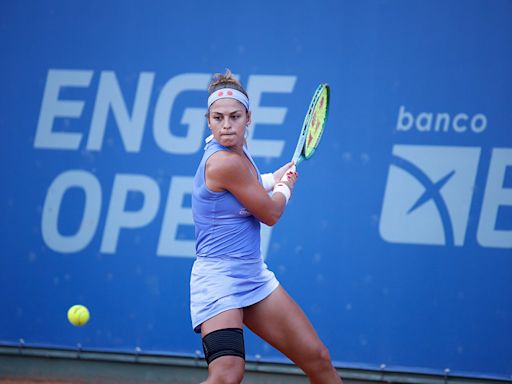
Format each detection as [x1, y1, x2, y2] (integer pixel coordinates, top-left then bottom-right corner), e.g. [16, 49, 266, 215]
[213, 368, 244, 384]
[208, 358, 244, 384]
[304, 343, 334, 373]
[315, 344, 333, 367]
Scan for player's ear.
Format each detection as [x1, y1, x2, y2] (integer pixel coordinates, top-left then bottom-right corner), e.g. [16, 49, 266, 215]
[205, 111, 211, 129]
[246, 110, 252, 126]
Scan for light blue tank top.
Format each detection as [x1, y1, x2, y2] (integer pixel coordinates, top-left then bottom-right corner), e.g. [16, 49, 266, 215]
[192, 139, 262, 259]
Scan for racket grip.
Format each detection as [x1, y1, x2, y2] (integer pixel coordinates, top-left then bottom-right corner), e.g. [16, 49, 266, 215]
[280, 165, 297, 182]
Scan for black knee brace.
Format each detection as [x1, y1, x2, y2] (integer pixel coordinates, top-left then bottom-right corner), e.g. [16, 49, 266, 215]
[202, 328, 245, 365]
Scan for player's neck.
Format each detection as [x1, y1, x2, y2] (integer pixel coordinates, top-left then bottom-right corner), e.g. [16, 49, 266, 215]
[228, 144, 244, 155]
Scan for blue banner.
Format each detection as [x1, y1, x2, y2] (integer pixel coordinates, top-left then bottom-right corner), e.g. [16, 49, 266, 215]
[1, 0, 511, 380]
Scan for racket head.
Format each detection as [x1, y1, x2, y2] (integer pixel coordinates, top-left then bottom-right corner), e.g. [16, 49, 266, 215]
[303, 84, 329, 159]
[291, 84, 330, 164]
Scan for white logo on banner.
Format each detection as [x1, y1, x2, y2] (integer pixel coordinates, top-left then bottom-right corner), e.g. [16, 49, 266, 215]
[380, 106, 512, 249]
[379, 145, 481, 246]
[35, 69, 296, 258]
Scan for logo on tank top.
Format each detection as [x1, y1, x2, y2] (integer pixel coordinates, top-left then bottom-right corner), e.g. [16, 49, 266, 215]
[239, 208, 251, 216]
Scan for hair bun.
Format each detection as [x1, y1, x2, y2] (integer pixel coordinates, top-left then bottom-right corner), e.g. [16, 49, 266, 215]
[208, 69, 248, 97]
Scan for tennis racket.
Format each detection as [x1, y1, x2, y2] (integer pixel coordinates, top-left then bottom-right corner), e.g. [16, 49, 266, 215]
[291, 83, 330, 165]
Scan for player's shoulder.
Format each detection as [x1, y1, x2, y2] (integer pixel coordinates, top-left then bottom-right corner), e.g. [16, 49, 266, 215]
[207, 150, 244, 175]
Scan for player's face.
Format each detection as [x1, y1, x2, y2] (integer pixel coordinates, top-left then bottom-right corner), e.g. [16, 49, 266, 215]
[208, 98, 251, 149]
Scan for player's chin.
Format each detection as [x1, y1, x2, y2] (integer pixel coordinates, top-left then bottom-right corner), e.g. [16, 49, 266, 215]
[220, 134, 239, 145]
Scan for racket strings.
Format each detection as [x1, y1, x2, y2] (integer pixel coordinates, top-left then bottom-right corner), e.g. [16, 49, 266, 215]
[304, 87, 329, 158]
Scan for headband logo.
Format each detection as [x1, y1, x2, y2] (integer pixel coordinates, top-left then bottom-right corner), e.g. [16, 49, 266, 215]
[216, 90, 234, 97]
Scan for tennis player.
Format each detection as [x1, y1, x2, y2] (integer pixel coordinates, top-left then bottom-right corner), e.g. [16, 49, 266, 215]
[191, 70, 341, 384]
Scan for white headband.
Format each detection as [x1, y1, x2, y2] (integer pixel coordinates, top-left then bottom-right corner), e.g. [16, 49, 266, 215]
[207, 88, 250, 110]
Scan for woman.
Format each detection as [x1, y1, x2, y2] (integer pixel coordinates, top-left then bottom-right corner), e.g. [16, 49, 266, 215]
[191, 70, 342, 384]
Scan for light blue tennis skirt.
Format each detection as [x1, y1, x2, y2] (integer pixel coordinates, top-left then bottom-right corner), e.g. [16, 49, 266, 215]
[190, 255, 280, 333]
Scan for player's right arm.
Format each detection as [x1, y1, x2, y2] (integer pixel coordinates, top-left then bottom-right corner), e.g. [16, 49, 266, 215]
[205, 151, 297, 226]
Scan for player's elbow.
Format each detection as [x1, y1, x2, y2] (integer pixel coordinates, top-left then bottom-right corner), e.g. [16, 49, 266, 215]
[261, 216, 278, 227]
[260, 209, 283, 227]
[254, 198, 286, 226]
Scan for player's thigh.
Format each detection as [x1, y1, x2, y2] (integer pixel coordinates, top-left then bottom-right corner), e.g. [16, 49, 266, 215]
[201, 309, 245, 382]
[243, 286, 326, 363]
[201, 308, 244, 337]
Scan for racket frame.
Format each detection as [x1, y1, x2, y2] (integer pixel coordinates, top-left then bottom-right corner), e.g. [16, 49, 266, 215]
[291, 83, 330, 165]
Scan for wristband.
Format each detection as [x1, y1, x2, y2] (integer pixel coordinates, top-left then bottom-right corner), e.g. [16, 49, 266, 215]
[272, 182, 291, 204]
[261, 173, 275, 192]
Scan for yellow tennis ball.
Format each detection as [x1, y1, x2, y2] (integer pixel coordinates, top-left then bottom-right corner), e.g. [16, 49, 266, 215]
[67, 305, 90, 326]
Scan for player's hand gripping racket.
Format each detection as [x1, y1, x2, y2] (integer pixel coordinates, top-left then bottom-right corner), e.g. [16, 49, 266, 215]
[291, 84, 330, 168]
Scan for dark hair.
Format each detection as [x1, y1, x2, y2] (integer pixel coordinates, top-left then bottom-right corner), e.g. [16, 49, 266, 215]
[207, 69, 248, 97]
